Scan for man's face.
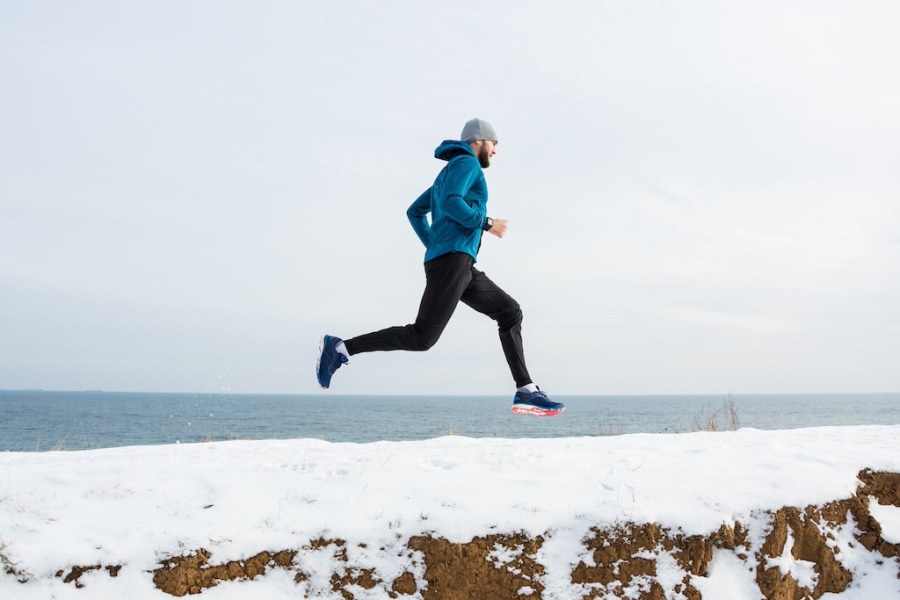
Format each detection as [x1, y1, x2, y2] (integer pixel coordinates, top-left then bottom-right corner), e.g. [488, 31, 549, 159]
[474, 139, 498, 168]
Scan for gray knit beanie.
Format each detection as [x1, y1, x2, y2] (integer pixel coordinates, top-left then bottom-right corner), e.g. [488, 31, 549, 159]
[461, 118, 498, 142]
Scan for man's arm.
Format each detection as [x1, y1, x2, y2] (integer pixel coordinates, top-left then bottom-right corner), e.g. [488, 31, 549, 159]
[407, 188, 432, 248]
[439, 157, 487, 230]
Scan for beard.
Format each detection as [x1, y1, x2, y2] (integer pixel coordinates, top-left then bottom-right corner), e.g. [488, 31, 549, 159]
[477, 145, 492, 168]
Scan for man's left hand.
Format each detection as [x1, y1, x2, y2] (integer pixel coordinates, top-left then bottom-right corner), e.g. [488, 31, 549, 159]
[488, 218, 509, 238]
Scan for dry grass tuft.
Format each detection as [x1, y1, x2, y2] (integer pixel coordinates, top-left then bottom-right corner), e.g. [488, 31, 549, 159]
[692, 395, 741, 432]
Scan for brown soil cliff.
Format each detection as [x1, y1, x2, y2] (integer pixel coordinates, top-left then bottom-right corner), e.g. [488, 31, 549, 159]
[45, 470, 900, 599]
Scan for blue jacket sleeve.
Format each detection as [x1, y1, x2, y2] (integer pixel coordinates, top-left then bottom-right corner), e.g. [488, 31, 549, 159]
[439, 157, 486, 229]
[407, 188, 432, 248]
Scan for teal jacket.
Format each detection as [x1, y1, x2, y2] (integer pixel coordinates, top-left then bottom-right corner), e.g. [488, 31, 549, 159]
[407, 140, 488, 263]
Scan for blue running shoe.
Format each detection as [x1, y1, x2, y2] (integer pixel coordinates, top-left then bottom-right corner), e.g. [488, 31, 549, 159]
[317, 335, 348, 389]
[511, 387, 565, 417]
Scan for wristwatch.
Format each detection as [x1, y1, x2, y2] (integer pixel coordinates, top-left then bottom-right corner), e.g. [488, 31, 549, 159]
[483, 217, 494, 231]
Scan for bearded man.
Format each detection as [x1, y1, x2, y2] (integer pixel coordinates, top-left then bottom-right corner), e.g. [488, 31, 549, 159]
[317, 118, 564, 417]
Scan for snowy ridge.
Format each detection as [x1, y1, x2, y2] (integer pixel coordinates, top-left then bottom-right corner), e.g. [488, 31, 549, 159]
[1, 426, 898, 598]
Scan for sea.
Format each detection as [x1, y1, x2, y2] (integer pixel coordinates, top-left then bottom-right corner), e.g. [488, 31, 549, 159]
[1, 390, 898, 452]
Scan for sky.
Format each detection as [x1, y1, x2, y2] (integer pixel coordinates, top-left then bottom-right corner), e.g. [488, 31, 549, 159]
[1, 1, 899, 395]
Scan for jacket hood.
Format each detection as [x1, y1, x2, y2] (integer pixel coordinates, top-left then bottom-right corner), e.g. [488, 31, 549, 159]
[434, 140, 475, 162]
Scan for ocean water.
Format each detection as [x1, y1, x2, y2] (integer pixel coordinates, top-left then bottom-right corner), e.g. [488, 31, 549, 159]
[1, 390, 898, 452]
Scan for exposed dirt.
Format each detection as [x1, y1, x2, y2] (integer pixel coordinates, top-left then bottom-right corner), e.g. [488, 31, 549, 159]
[152, 548, 297, 596]
[754, 470, 899, 600]
[43, 470, 900, 598]
[55, 564, 121, 588]
[408, 533, 545, 599]
[1, 547, 30, 584]
[756, 505, 853, 600]
[571, 521, 734, 599]
[858, 469, 900, 506]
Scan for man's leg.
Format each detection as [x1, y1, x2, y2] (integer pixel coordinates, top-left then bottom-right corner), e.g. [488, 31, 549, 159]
[460, 268, 532, 388]
[344, 252, 474, 355]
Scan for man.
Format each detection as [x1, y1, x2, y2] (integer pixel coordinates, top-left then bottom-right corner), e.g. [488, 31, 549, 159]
[316, 118, 564, 416]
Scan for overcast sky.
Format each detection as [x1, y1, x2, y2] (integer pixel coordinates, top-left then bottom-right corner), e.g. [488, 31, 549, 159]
[2, 1, 898, 395]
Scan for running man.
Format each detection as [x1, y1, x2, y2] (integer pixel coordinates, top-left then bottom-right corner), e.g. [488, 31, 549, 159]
[316, 118, 564, 416]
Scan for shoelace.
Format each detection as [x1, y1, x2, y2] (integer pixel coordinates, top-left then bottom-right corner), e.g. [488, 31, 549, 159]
[530, 386, 553, 401]
[329, 354, 348, 375]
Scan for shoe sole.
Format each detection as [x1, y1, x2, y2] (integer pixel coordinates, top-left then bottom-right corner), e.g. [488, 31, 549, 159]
[316, 336, 329, 389]
[511, 404, 565, 417]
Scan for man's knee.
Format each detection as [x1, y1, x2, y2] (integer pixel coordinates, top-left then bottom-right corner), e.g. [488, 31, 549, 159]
[411, 325, 442, 351]
[498, 303, 523, 332]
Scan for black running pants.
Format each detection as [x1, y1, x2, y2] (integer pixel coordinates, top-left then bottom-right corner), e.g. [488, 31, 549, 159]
[344, 251, 532, 388]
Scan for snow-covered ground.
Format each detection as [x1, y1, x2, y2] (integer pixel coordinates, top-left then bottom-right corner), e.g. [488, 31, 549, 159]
[1, 426, 898, 599]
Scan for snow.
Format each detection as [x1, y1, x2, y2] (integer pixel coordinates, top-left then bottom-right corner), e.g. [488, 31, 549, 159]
[764, 528, 819, 592]
[0, 425, 898, 599]
[692, 551, 764, 600]
[869, 497, 900, 544]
